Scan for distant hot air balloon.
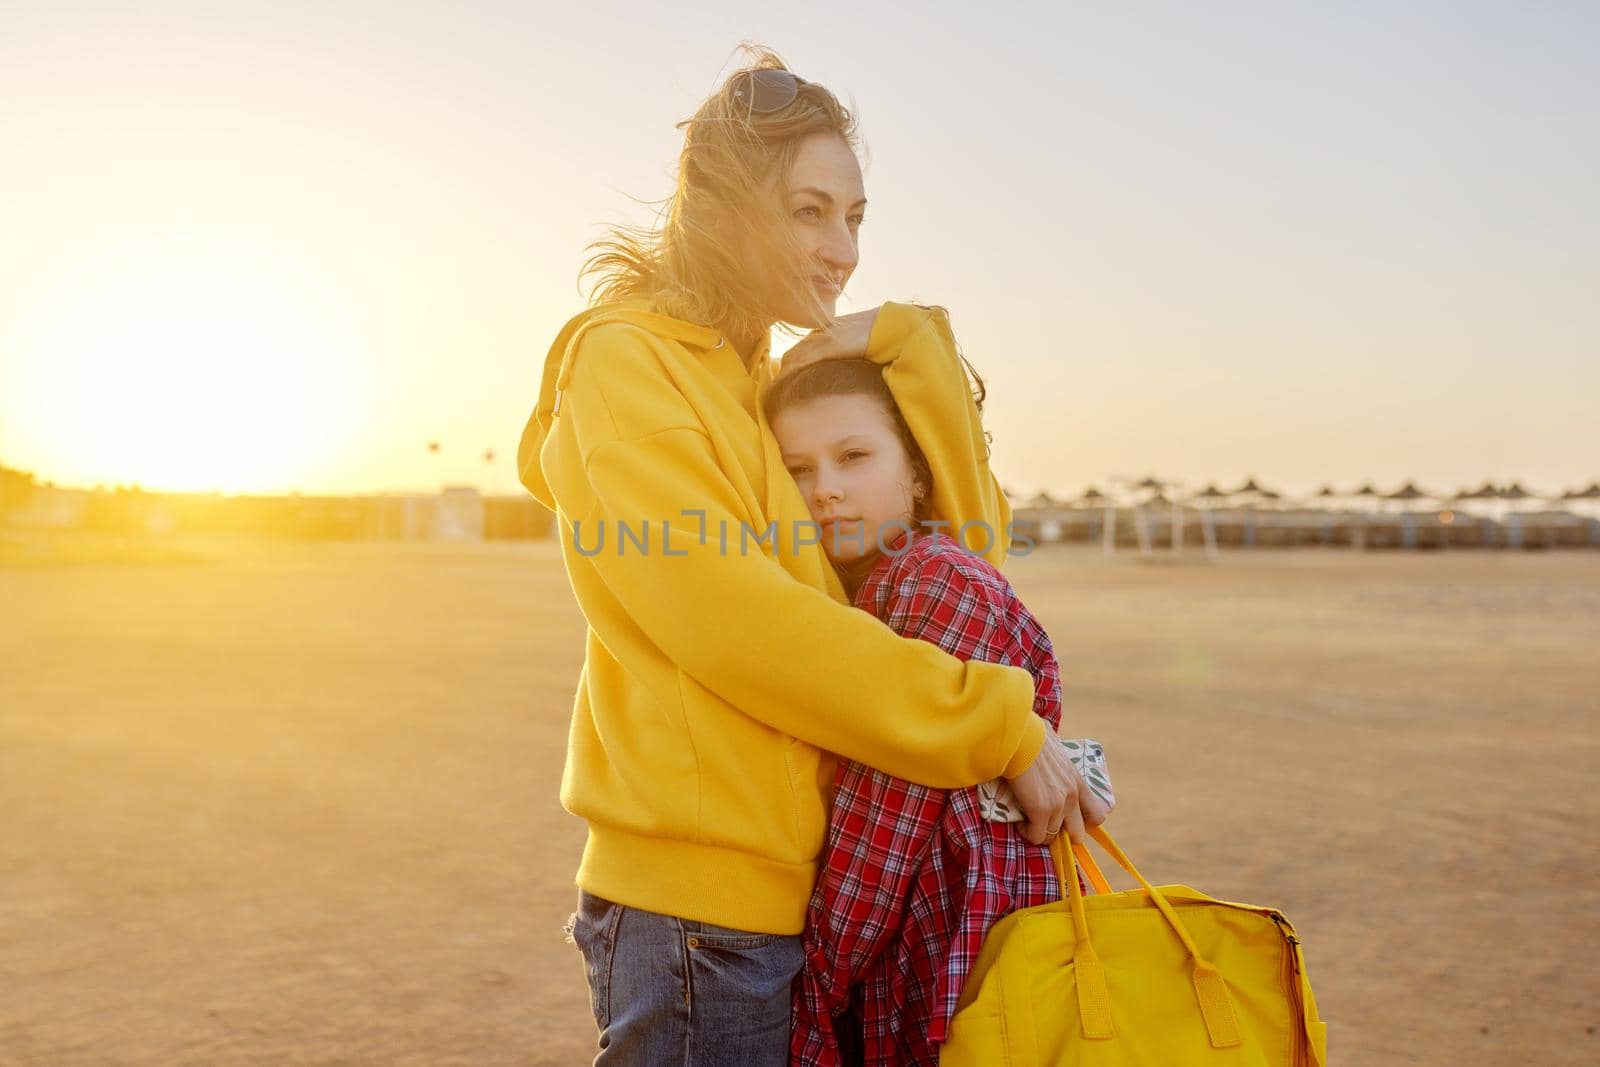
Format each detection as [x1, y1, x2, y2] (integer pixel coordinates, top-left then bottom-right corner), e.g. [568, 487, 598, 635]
[483, 449, 495, 464]
[427, 441, 441, 454]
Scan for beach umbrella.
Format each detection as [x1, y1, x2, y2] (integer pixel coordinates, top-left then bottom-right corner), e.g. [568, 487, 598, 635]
[1339, 485, 1380, 526]
[1380, 481, 1446, 521]
[1484, 482, 1542, 535]
[1189, 488, 1221, 558]
[1081, 485, 1117, 556]
[1119, 475, 1170, 510]
[1231, 476, 1285, 503]
[1228, 476, 1284, 510]
[1452, 483, 1502, 507]
[1024, 490, 1058, 510]
[1385, 482, 1428, 500]
[1310, 484, 1359, 516]
[1450, 482, 1502, 521]
[1557, 482, 1600, 522]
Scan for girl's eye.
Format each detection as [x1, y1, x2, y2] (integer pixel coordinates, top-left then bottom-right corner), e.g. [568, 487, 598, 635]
[788, 465, 812, 476]
[848, 214, 866, 227]
[842, 450, 867, 461]
[796, 206, 822, 221]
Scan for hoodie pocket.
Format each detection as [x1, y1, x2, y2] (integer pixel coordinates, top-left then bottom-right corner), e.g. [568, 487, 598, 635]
[678, 675, 820, 857]
[784, 736, 828, 856]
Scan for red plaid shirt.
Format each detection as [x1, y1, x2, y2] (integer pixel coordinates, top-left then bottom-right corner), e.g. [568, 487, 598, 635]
[791, 529, 1069, 1067]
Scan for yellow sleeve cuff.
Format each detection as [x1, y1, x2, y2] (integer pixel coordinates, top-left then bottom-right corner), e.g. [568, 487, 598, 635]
[1002, 713, 1049, 780]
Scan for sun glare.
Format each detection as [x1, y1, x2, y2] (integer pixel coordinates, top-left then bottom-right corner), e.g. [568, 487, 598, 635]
[18, 271, 357, 494]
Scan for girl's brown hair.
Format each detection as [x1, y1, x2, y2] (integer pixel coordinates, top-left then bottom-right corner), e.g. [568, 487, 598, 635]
[762, 358, 935, 526]
[579, 43, 861, 346]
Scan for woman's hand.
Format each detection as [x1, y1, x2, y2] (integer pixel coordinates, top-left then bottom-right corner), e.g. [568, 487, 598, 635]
[1079, 772, 1114, 832]
[1007, 737, 1109, 846]
[777, 307, 883, 378]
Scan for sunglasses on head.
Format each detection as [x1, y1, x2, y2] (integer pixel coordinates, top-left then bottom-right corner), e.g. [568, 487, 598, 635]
[733, 69, 809, 113]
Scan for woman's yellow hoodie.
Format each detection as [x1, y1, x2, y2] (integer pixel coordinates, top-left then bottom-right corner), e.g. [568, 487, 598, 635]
[516, 298, 1047, 934]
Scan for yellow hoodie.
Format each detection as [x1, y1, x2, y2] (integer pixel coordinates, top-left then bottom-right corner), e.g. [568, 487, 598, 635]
[517, 298, 1046, 934]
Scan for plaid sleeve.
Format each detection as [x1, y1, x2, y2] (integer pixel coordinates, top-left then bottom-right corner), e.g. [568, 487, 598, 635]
[879, 553, 1009, 662]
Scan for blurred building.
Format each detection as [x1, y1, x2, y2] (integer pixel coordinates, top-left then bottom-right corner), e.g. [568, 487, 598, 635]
[0, 464, 554, 542]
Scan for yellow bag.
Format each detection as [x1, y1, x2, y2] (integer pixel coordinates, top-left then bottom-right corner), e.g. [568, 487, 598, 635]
[940, 827, 1327, 1066]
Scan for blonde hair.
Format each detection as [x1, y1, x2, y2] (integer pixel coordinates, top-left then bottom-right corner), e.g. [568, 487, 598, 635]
[579, 44, 862, 345]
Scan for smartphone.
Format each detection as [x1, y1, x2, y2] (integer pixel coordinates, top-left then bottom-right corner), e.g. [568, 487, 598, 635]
[977, 737, 1112, 823]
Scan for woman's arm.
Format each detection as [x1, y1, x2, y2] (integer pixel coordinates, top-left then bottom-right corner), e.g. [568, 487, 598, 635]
[779, 302, 1013, 570]
[546, 324, 1046, 790]
[863, 303, 1013, 569]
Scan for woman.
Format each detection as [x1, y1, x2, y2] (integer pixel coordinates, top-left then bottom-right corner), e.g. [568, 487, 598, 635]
[515, 48, 1095, 1066]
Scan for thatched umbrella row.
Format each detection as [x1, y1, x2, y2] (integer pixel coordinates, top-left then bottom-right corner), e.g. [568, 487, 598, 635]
[1009, 479, 1600, 507]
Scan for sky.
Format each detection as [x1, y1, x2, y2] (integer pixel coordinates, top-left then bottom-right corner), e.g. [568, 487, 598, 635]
[1, 0, 1596, 499]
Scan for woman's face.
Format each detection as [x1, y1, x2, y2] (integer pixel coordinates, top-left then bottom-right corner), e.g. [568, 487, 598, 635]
[771, 393, 923, 564]
[756, 132, 866, 328]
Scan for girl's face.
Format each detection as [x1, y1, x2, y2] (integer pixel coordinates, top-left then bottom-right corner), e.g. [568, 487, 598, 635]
[771, 393, 924, 564]
[754, 131, 865, 328]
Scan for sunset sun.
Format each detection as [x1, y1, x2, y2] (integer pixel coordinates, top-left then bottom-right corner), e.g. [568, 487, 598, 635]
[17, 270, 356, 494]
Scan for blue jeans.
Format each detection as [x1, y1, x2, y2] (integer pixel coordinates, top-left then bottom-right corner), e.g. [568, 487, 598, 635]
[565, 888, 804, 1066]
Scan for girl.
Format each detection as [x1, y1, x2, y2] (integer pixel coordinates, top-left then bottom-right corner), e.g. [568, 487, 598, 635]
[765, 357, 1111, 1067]
[517, 48, 1091, 1066]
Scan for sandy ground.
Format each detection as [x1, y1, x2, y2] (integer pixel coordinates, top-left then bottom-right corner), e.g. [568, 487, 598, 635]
[1, 538, 1596, 1066]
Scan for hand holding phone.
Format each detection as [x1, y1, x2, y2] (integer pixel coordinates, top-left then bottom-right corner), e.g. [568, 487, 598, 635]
[978, 738, 1112, 823]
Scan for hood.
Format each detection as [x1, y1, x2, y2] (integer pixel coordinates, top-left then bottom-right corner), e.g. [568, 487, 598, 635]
[515, 300, 730, 509]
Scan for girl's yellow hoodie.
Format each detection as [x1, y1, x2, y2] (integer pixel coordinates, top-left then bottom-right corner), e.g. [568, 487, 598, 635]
[516, 299, 1046, 934]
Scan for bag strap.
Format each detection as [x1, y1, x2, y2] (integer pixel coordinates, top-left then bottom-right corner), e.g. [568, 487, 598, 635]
[1070, 840, 1114, 895]
[1051, 828, 1244, 1049]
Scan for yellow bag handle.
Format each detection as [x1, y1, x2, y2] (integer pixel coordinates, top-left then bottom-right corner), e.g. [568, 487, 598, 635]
[1050, 827, 1244, 1049]
[1071, 840, 1114, 895]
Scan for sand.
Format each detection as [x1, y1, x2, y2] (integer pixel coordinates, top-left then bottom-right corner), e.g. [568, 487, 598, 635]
[1, 539, 1596, 1065]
